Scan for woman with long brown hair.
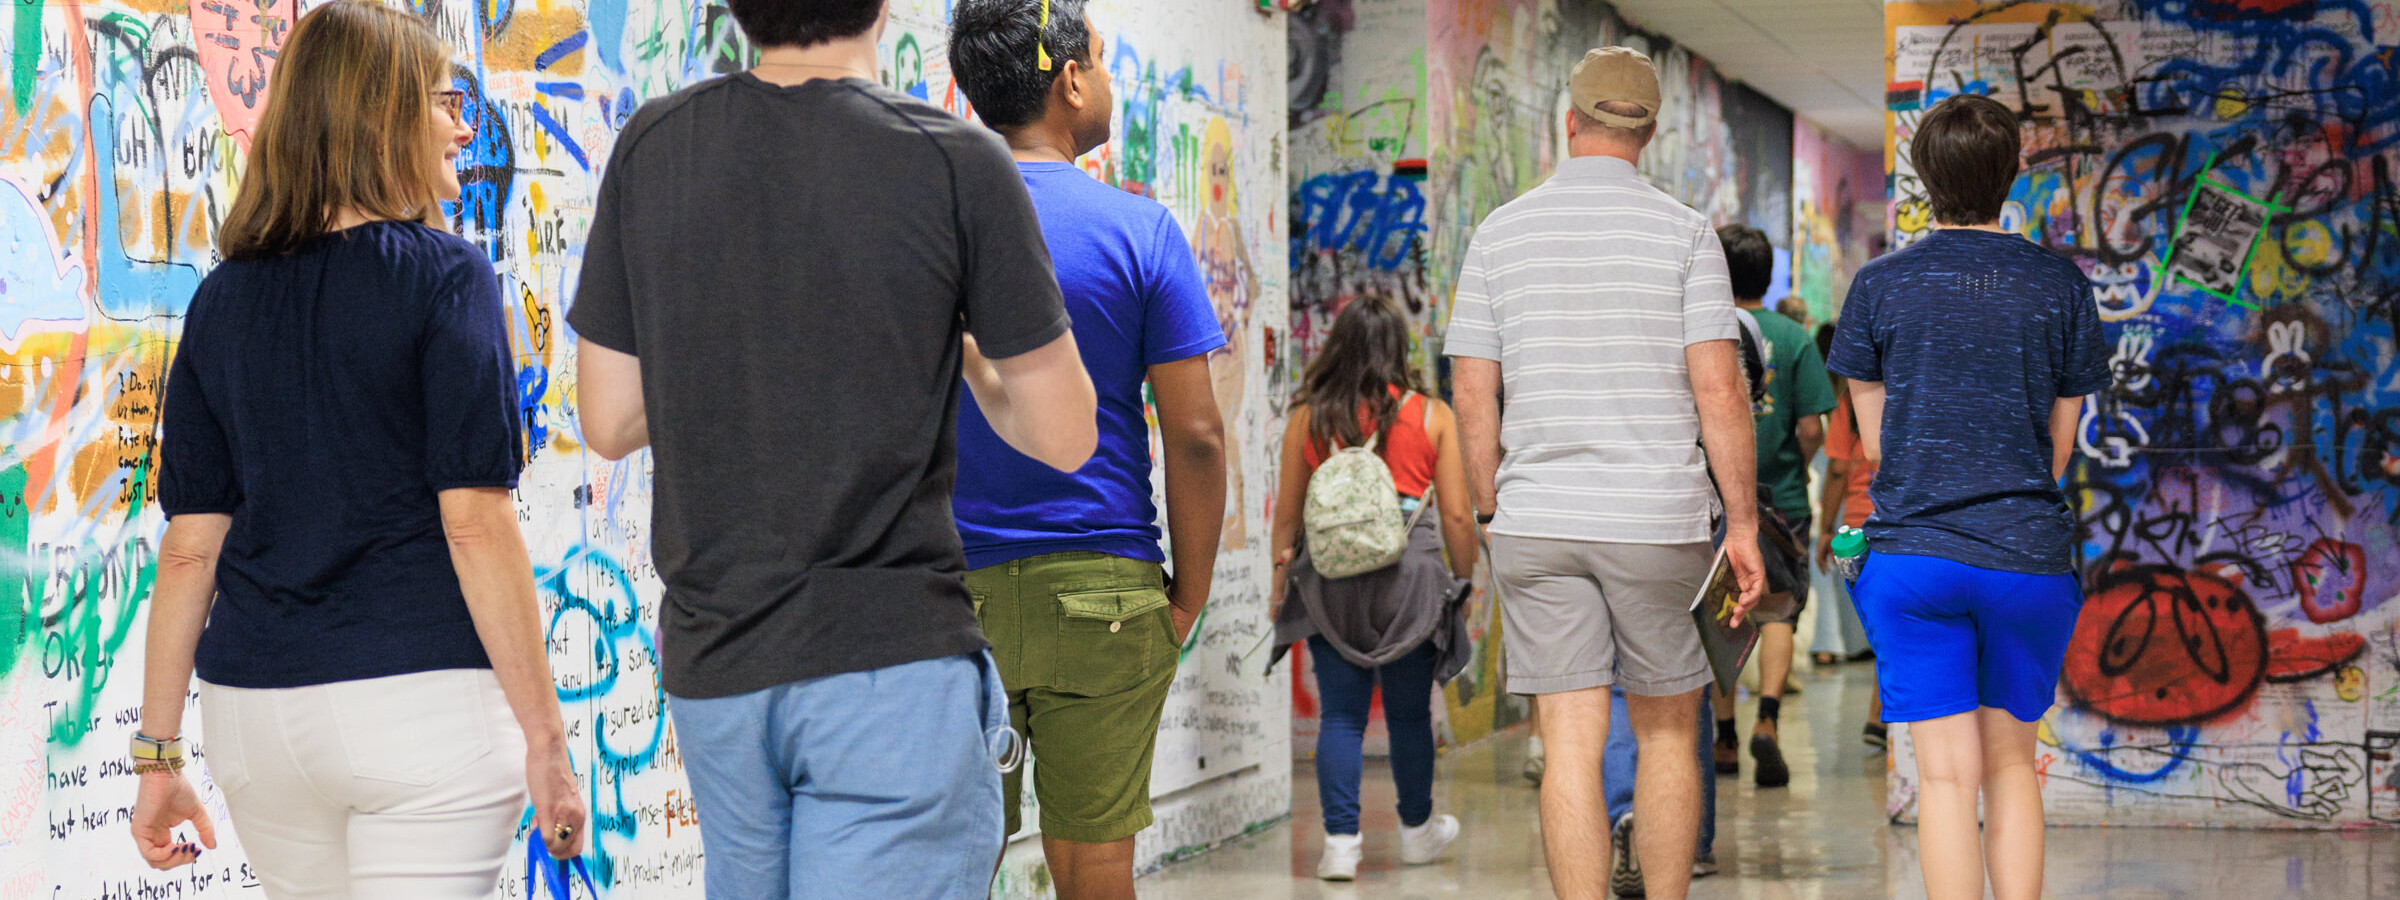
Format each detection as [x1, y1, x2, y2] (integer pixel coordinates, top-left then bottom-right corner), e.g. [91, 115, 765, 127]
[127, 2, 584, 894]
[1268, 296, 1479, 880]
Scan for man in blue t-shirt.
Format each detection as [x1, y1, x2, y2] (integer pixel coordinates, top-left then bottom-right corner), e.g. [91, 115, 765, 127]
[949, 2, 1228, 895]
[1825, 93, 2107, 900]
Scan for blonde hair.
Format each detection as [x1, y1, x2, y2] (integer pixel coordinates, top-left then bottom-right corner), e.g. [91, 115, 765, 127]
[217, 1, 454, 260]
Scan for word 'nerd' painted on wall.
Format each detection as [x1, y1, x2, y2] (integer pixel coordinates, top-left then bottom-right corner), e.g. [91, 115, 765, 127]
[0, 0, 1288, 897]
[1885, 0, 2400, 828]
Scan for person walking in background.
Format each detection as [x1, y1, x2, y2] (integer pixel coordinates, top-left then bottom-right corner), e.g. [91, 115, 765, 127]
[1591, 309, 1782, 896]
[569, 0, 1098, 895]
[1826, 93, 2107, 900]
[1711, 224, 1837, 789]
[1811, 324, 1884, 745]
[946, 2, 1228, 896]
[131, 2, 587, 891]
[1267, 296, 1478, 881]
[1445, 46, 1766, 900]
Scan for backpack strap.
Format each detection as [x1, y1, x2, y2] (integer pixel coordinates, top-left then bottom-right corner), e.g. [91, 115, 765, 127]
[1402, 486, 1436, 533]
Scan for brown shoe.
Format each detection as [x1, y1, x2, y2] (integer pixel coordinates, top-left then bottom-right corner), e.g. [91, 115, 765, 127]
[1713, 736, 1739, 775]
[1753, 733, 1790, 788]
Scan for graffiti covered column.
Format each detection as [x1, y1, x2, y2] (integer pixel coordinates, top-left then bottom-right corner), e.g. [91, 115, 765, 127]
[1884, 0, 2400, 829]
[1793, 119, 1888, 326]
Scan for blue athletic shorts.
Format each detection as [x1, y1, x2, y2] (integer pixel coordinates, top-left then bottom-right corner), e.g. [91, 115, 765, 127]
[1852, 551, 2083, 723]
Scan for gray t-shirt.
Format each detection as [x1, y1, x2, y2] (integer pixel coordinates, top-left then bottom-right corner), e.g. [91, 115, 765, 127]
[1442, 155, 1742, 545]
[568, 74, 1071, 699]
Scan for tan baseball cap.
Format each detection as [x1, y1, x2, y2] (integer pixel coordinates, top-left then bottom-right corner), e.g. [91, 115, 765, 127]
[1569, 47, 1660, 128]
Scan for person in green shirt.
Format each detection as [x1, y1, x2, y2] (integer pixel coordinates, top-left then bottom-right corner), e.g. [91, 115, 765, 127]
[1712, 225, 1837, 788]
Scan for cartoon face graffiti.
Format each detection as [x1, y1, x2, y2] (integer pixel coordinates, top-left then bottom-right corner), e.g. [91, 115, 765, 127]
[2064, 560, 2269, 727]
[2064, 558, 2370, 727]
[192, 0, 299, 149]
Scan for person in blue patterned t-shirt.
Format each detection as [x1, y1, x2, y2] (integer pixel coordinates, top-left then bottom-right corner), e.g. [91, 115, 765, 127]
[1827, 94, 2107, 900]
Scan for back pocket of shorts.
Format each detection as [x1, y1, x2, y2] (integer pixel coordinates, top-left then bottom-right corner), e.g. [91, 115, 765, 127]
[1054, 587, 1170, 697]
[327, 670, 495, 787]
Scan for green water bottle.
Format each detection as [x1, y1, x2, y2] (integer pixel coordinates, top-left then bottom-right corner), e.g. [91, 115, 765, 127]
[1831, 527, 1869, 586]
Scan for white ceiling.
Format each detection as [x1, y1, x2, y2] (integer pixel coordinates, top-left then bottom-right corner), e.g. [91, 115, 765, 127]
[1608, 0, 1888, 150]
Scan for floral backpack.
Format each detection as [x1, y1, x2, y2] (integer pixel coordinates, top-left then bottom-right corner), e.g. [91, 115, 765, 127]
[1303, 392, 1432, 579]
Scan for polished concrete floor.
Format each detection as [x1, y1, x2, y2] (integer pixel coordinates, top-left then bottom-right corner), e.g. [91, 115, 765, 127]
[1143, 663, 2396, 899]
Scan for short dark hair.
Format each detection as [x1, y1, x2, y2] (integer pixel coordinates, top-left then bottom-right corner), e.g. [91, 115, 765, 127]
[1716, 224, 1774, 300]
[727, 0, 881, 50]
[1910, 95, 2019, 226]
[950, 0, 1092, 130]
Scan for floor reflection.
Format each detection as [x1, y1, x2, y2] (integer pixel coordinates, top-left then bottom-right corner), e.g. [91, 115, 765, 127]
[1142, 663, 2396, 899]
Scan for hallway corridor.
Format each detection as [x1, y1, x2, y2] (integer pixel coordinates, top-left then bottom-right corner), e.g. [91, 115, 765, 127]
[1141, 664, 2397, 899]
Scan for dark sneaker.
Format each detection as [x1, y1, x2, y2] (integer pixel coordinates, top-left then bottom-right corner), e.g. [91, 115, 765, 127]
[1713, 735, 1740, 775]
[1610, 813, 1644, 897]
[1863, 721, 1889, 748]
[1752, 733, 1791, 788]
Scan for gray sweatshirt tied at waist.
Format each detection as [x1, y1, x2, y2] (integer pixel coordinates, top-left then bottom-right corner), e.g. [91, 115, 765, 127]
[1271, 504, 1473, 682]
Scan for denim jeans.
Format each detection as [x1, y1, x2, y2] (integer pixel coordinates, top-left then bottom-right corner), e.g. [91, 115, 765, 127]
[669, 652, 1013, 899]
[1602, 685, 1716, 854]
[1310, 636, 1438, 835]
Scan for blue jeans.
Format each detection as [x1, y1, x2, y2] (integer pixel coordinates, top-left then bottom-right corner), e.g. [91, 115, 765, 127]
[1310, 636, 1437, 835]
[1602, 686, 1716, 855]
[669, 653, 1013, 899]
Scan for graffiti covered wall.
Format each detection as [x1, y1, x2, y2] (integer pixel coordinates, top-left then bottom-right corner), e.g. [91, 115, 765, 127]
[0, 0, 1286, 897]
[1884, 0, 2400, 828]
[1288, 0, 1429, 373]
[1793, 119, 1888, 326]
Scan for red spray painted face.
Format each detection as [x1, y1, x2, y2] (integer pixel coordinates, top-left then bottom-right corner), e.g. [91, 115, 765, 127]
[2062, 561, 2267, 727]
[2063, 558, 2370, 727]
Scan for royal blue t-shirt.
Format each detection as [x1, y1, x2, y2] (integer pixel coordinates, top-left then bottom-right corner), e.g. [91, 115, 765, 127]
[953, 162, 1225, 570]
[161, 221, 525, 688]
[1825, 228, 2109, 574]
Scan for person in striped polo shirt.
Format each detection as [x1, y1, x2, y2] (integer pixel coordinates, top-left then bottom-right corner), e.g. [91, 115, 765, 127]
[1445, 46, 1767, 900]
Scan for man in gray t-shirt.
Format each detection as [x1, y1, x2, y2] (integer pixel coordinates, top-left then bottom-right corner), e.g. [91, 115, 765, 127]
[1445, 47, 1764, 900]
[568, 2, 1097, 896]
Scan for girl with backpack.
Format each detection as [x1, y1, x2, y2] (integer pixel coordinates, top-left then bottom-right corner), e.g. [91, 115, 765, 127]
[1268, 297, 1479, 881]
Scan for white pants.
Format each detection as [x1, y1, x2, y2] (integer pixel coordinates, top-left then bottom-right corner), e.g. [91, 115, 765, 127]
[199, 668, 528, 900]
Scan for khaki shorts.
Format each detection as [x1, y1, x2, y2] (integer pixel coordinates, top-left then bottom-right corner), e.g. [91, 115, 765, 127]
[968, 551, 1178, 843]
[1491, 535, 1714, 696]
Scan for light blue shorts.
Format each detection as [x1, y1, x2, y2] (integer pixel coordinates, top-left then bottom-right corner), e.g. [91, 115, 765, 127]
[1852, 552, 2083, 723]
[669, 652, 1015, 899]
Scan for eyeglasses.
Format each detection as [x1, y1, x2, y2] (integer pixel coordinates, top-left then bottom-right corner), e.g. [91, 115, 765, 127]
[431, 89, 467, 122]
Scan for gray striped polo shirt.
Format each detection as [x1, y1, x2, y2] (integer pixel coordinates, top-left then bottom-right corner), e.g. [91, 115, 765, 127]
[1443, 155, 1741, 545]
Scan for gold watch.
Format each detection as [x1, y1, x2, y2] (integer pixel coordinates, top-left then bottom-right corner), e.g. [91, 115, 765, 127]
[131, 733, 186, 774]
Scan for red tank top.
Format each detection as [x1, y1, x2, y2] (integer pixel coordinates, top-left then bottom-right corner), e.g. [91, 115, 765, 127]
[1302, 388, 1437, 499]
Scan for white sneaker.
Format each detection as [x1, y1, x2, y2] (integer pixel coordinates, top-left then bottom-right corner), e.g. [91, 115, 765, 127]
[1318, 833, 1363, 881]
[1399, 814, 1460, 865]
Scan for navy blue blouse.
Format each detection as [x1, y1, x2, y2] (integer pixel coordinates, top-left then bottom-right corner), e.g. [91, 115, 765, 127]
[161, 221, 525, 688]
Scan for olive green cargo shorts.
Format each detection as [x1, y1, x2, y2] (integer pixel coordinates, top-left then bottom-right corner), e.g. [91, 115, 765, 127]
[968, 551, 1179, 843]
